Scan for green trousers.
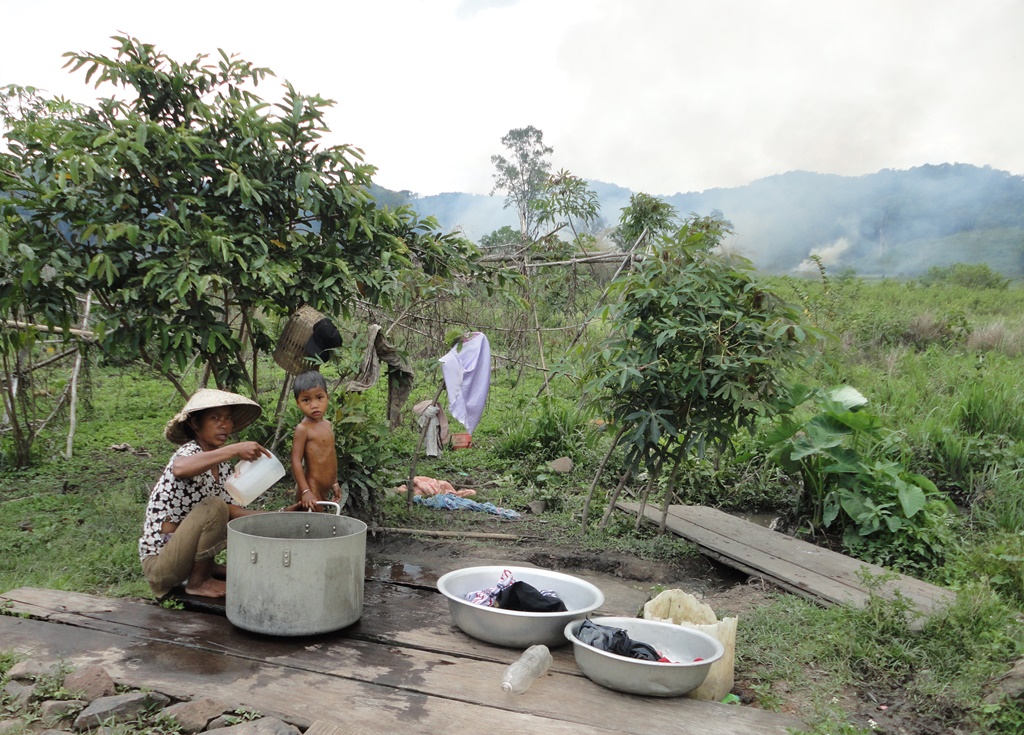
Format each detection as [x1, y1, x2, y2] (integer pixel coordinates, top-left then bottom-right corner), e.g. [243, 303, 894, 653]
[141, 496, 228, 598]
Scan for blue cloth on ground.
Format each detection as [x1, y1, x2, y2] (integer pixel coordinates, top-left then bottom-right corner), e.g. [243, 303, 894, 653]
[413, 493, 520, 519]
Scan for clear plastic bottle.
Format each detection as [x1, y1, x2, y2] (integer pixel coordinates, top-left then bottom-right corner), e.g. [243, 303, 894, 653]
[501, 644, 552, 694]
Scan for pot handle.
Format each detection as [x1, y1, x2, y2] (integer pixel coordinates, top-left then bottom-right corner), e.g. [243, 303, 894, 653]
[316, 501, 341, 516]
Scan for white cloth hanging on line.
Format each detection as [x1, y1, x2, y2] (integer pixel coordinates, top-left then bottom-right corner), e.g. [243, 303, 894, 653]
[439, 332, 491, 434]
[413, 400, 448, 457]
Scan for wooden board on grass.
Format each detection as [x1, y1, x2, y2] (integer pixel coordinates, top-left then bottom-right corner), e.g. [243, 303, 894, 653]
[617, 501, 955, 620]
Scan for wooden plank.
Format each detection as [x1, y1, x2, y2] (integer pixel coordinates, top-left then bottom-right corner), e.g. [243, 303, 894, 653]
[0, 615, 611, 735]
[624, 502, 939, 609]
[672, 505, 950, 605]
[618, 502, 955, 616]
[1, 588, 806, 735]
[0, 585, 582, 674]
[306, 721, 371, 735]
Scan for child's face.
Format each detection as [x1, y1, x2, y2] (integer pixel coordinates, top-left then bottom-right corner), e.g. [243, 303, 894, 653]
[296, 386, 329, 421]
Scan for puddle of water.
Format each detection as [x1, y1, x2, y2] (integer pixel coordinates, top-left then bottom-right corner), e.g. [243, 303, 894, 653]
[365, 560, 435, 586]
[728, 512, 782, 529]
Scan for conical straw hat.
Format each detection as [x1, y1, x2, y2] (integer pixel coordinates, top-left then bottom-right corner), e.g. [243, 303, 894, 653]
[164, 388, 263, 445]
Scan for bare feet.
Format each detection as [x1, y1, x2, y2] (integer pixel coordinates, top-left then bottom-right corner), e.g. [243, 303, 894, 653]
[185, 576, 226, 598]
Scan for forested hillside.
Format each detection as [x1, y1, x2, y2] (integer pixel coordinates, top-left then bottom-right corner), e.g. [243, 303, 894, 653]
[384, 163, 1024, 277]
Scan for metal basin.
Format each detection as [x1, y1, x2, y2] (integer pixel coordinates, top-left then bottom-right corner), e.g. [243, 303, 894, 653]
[436, 565, 604, 648]
[226, 508, 366, 636]
[564, 616, 725, 697]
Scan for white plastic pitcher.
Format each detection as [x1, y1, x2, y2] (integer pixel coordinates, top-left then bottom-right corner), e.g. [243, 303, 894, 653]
[225, 452, 286, 506]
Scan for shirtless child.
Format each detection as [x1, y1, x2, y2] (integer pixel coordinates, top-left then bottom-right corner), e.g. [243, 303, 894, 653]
[291, 371, 344, 511]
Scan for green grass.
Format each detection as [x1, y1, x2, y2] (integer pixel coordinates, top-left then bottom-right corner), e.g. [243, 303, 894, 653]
[739, 574, 1024, 734]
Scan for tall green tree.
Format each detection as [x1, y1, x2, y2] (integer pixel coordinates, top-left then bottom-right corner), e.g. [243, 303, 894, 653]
[0, 36, 480, 464]
[490, 126, 552, 241]
[536, 169, 600, 248]
[580, 215, 817, 527]
[479, 225, 522, 254]
[612, 192, 679, 251]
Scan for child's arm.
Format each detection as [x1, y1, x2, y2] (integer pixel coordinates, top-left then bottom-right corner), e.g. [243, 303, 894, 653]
[290, 424, 318, 511]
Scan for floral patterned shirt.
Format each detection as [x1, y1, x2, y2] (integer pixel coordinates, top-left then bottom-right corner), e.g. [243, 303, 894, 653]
[137, 441, 237, 561]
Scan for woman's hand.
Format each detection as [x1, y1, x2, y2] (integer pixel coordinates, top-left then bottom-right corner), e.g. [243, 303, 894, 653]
[234, 442, 271, 462]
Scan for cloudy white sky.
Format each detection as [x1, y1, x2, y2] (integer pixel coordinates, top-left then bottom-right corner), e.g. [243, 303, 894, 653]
[3, 0, 1021, 197]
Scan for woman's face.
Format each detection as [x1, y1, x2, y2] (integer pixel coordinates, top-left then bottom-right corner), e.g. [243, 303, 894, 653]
[190, 407, 235, 450]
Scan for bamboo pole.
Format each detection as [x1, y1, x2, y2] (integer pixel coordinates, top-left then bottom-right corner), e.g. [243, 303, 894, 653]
[522, 250, 550, 397]
[369, 527, 521, 541]
[64, 292, 92, 460]
[406, 381, 446, 510]
[22, 347, 79, 373]
[270, 373, 294, 454]
[478, 251, 638, 266]
[36, 382, 71, 435]
[3, 319, 95, 340]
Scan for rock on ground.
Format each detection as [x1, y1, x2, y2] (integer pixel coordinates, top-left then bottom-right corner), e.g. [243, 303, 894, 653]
[3, 658, 304, 735]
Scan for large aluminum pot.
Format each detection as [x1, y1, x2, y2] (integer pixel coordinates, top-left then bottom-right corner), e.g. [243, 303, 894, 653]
[226, 503, 366, 636]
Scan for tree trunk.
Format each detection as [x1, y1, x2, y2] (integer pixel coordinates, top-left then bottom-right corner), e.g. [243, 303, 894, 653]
[634, 463, 661, 532]
[598, 468, 634, 530]
[581, 424, 628, 529]
[658, 453, 685, 534]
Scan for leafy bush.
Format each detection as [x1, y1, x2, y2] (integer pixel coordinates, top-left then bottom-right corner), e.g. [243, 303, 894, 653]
[765, 385, 956, 572]
[919, 263, 1010, 290]
[493, 396, 599, 463]
[580, 215, 816, 526]
[330, 391, 404, 522]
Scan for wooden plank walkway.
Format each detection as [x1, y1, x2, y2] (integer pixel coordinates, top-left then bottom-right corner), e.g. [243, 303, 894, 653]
[618, 502, 955, 620]
[0, 573, 805, 735]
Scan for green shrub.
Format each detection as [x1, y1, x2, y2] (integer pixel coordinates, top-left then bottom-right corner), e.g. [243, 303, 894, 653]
[493, 396, 599, 463]
[919, 263, 1010, 290]
[765, 385, 956, 572]
[331, 391, 404, 522]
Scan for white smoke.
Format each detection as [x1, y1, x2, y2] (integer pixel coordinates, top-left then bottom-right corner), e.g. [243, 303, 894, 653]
[795, 237, 852, 274]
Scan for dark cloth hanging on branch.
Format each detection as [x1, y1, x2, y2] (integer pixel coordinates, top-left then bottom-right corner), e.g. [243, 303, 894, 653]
[346, 324, 414, 428]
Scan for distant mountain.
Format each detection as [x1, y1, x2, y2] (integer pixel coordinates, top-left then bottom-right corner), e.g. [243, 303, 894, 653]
[375, 164, 1024, 277]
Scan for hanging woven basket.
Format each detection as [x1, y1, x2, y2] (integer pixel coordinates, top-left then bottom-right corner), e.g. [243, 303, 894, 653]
[274, 305, 324, 375]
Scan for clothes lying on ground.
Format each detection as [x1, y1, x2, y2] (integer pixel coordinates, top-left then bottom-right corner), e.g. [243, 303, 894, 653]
[397, 476, 476, 497]
[575, 620, 678, 663]
[465, 569, 567, 612]
[413, 493, 520, 519]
